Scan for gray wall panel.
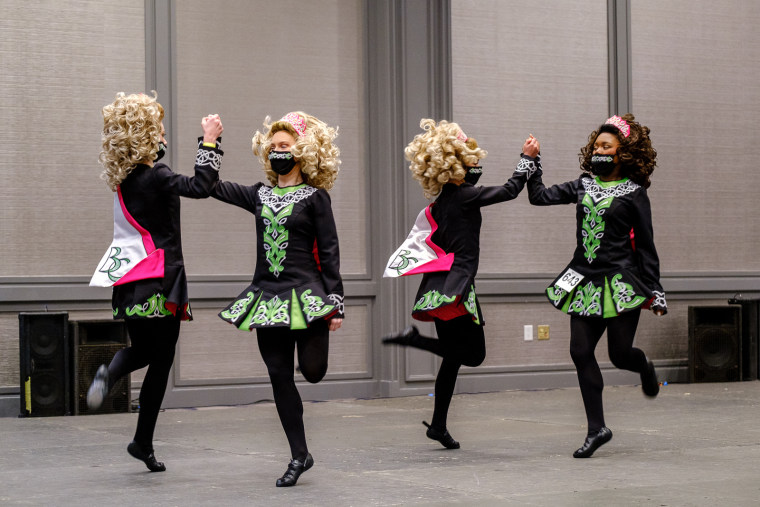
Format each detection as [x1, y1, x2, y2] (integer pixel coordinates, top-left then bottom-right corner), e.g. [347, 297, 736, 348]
[172, 0, 368, 277]
[630, 1, 760, 272]
[451, 0, 609, 274]
[0, 1, 145, 278]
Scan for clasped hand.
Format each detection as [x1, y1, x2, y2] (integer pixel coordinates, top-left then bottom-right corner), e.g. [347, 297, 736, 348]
[523, 134, 540, 158]
[202, 114, 223, 144]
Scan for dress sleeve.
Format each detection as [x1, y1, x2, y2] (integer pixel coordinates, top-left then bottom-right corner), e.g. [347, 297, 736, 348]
[152, 140, 223, 197]
[526, 158, 580, 206]
[460, 155, 540, 208]
[211, 180, 261, 214]
[632, 188, 668, 314]
[312, 189, 345, 319]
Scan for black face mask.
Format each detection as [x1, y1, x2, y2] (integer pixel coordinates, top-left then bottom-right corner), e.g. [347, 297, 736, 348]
[154, 142, 167, 162]
[464, 166, 483, 185]
[269, 150, 297, 175]
[590, 154, 615, 176]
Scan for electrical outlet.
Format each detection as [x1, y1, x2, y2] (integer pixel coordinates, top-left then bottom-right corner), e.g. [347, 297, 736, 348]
[524, 324, 533, 341]
[538, 325, 550, 340]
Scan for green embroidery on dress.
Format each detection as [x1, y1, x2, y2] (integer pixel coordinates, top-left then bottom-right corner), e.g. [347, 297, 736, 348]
[581, 193, 613, 263]
[463, 285, 480, 324]
[387, 249, 419, 276]
[547, 286, 567, 307]
[595, 176, 629, 188]
[290, 289, 307, 330]
[566, 281, 603, 316]
[125, 293, 173, 318]
[99, 246, 131, 282]
[221, 291, 256, 320]
[262, 203, 294, 277]
[603, 277, 617, 318]
[237, 293, 262, 330]
[300, 289, 334, 321]
[251, 295, 290, 326]
[272, 183, 306, 196]
[610, 273, 646, 313]
[413, 290, 457, 312]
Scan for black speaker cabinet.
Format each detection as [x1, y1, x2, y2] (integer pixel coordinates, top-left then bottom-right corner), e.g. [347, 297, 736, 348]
[688, 306, 742, 383]
[18, 312, 71, 417]
[728, 297, 760, 380]
[69, 320, 130, 415]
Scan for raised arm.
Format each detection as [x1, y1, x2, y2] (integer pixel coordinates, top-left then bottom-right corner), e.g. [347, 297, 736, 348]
[211, 180, 260, 213]
[460, 156, 539, 207]
[153, 114, 224, 198]
[460, 135, 542, 207]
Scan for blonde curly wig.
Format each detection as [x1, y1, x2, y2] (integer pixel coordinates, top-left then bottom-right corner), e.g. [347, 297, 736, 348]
[99, 91, 165, 191]
[251, 111, 341, 190]
[405, 118, 487, 198]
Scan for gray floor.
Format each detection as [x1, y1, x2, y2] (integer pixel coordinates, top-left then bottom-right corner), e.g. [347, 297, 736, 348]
[2, 381, 759, 506]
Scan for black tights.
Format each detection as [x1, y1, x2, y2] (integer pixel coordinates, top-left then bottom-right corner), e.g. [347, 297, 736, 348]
[407, 315, 486, 430]
[570, 309, 646, 432]
[107, 316, 181, 452]
[256, 320, 329, 460]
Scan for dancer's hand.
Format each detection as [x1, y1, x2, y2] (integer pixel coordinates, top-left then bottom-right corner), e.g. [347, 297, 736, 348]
[328, 317, 343, 332]
[653, 309, 665, 316]
[523, 134, 540, 158]
[202, 114, 223, 144]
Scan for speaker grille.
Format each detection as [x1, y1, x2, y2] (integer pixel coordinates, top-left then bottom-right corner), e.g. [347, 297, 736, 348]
[689, 306, 742, 383]
[19, 312, 70, 417]
[69, 320, 130, 415]
[75, 344, 130, 415]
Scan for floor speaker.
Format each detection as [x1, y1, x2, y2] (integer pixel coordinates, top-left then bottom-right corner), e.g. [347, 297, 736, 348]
[688, 306, 742, 383]
[18, 312, 70, 417]
[69, 320, 130, 415]
[728, 297, 759, 380]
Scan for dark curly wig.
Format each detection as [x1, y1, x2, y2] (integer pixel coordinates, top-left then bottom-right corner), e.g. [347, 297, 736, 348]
[578, 113, 657, 188]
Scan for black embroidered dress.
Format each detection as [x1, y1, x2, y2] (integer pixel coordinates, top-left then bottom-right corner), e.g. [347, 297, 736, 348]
[409, 157, 539, 324]
[93, 141, 223, 321]
[213, 182, 345, 330]
[527, 161, 667, 318]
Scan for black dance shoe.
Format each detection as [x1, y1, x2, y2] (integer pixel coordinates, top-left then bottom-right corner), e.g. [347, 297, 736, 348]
[641, 359, 660, 398]
[381, 325, 420, 346]
[573, 427, 612, 458]
[276, 453, 314, 487]
[86, 364, 109, 410]
[423, 421, 460, 449]
[127, 440, 166, 472]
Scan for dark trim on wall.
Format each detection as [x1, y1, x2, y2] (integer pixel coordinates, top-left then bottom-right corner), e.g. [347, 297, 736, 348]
[1, 273, 758, 309]
[144, 0, 175, 170]
[608, 0, 632, 115]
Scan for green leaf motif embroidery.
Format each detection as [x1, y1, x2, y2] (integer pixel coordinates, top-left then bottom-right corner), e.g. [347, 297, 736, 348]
[567, 281, 602, 316]
[251, 295, 290, 326]
[413, 290, 457, 312]
[262, 203, 294, 277]
[300, 289, 335, 321]
[125, 293, 173, 318]
[221, 292, 256, 320]
[463, 285, 480, 324]
[581, 193, 613, 263]
[611, 274, 646, 312]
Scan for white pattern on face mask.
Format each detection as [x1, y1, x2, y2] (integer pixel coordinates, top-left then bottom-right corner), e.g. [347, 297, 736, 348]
[154, 142, 167, 162]
[269, 150, 297, 175]
[464, 166, 483, 185]
[590, 155, 615, 176]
